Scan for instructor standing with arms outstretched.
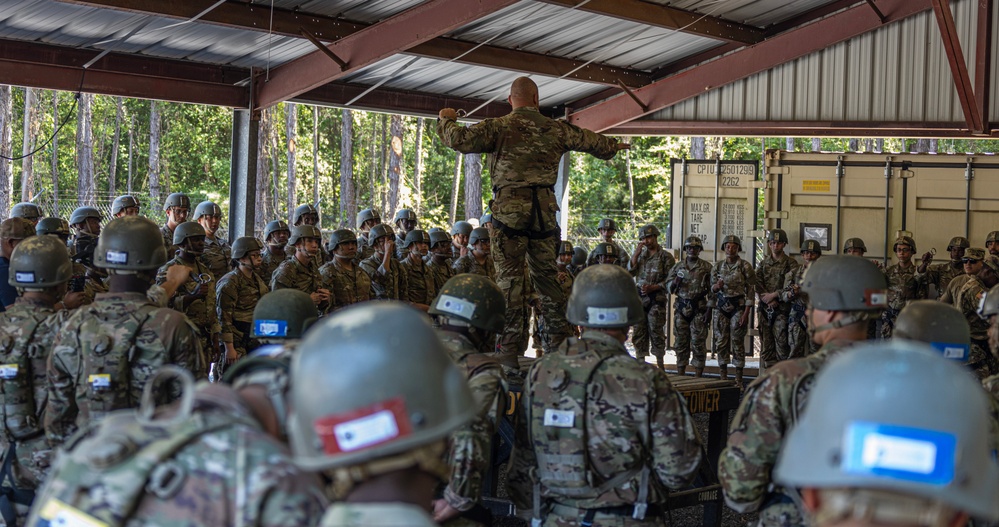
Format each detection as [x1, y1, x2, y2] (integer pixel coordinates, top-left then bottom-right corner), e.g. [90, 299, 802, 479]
[437, 77, 628, 362]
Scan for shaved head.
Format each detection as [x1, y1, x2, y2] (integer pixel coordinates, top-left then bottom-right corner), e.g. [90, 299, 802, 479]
[509, 77, 539, 108]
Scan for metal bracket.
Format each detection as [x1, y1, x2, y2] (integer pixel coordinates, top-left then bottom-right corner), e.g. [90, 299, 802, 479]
[300, 28, 348, 70]
[751, 180, 768, 189]
[865, 0, 888, 23]
[965, 158, 975, 180]
[615, 79, 649, 112]
[765, 211, 789, 219]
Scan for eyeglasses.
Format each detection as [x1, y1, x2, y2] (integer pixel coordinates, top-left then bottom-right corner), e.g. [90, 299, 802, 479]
[962, 258, 982, 264]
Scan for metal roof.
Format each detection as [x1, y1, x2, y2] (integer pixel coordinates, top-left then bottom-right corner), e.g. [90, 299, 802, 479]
[0, 0, 994, 137]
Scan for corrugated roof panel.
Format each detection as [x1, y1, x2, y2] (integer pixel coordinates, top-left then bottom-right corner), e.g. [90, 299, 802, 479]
[658, 0, 838, 27]
[280, 0, 426, 23]
[845, 33, 873, 121]
[819, 40, 846, 121]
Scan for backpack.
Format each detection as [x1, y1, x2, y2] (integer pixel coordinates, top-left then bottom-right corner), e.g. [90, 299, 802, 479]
[0, 311, 49, 441]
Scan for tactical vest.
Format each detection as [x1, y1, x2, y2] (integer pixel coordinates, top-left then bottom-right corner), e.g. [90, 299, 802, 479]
[0, 315, 48, 441]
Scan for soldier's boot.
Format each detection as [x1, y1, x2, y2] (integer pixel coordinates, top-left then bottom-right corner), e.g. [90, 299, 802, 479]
[677, 365, 686, 376]
[694, 366, 704, 378]
[735, 367, 744, 388]
[719, 365, 728, 381]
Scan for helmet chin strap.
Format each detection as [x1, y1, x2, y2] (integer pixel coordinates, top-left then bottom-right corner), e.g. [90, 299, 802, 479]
[807, 310, 871, 336]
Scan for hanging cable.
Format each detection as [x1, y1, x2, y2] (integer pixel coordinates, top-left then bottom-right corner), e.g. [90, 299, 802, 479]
[0, 69, 86, 162]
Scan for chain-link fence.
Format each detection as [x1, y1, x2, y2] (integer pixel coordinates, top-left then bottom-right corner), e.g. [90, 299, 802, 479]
[565, 209, 671, 256]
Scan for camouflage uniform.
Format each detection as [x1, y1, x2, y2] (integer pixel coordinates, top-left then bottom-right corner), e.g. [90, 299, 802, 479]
[437, 331, 507, 523]
[44, 292, 201, 446]
[30, 383, 327, 527]
[202, 236, 232, 281]
[427, 255, 455, 294]
[712, 259, 758, 368]
[719, 339, 856, 526]
[438, 107, 621, 356]
[955, 276, 996, 379]
[451, 253, 496, 281]
[359, 252, 409, 301]
[940, 273, 974, 305]
[259, 247, 287, 284]
[355, 232, 375, 264]
[319, 258, 372, 311]
[629, 247, 676, 363]
[159, 224, 178, 257]
[507, 330, 703, 526]
[755, 254, 799, 367]
[586, 241, 628, 268]
[923, 260, 965, 300]
[881, 263, 926, 338]
[780, 263, 818, 359]
[320, 503, 437, 527]
[665, 257, 711, 369]
[400, 254, 437, 305]
[216, 268, 270, 358]
[157, 257, 220, 375]
[271, 256, 324, 300]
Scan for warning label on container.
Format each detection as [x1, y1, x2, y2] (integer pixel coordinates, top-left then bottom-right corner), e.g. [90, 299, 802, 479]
[802, 180, 831, 192]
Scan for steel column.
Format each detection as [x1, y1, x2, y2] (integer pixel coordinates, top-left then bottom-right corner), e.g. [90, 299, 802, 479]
[975, 0, 993, 133]
[228, 109, 258, 240]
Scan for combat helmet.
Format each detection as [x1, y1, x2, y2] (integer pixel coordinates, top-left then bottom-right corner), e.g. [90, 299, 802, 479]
[767, 229, 788, 244]
[111, 195, 140, 215]
[193, 201, 222, 219]
[592, 242, 619, 260]
[597, 218, 618, 231]
[479, 213, 492, 226]
[775, 341, 999, 523]
[639, 225, 661, 239]
[356, 208, 380, 227]
[429, 230, 450, 249]
[800, 239, 822, 255]
[367, 224, 395, 247]
[987, 231, 999, 245]
[327, 229, 357, 252]
[394, 209, 417, 223]
[288, 225, 322, 246]
[571, 247, 587, 266]
[402, 229, 430, 249]
[69, 206, 101, 227]
[163, 192, 190, 211]
[36, 217, 70, 238]
[469, 227, 490, 246]
[10, 202, 41, 221]
[567, 264, 643, 328]
[263, 220, 290, 242]
[428, 227, 444, 235]
[231, 236, 264, 260]
[842, 237, 867, 253]
[94, 216, 168, 271]
[978, 284, 999, 319]
[894, 300, 970, 362]
[947, 236, 970, 251]
[892, 235, 916, 253]
[430, 274, 506, 333]
[292, 204, 319, 226]
[288, 303, 474, 474]
[721, 234, 742, 250]
[683, 235, 703, 250]
[252, 289, 318, 340]
[450, 221, 473, 237]
[557, 241, 573, 255]
[800, 255, 887, 333]
[172, 221, 206, 246]
[9, 235, 72, 288]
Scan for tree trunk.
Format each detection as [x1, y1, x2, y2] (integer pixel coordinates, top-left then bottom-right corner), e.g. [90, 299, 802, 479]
[369, 118, 377, 208]
[0, 86, 12, 217]
[76, 93, 95, 206]
[464, 153, 482, 220]
[109, 97, 122, 196]
[691, 137, 705, 159]
[450, 152, 462, 224]
[785, 137, 794, 151]
[127, 114, 135, 193]
[313, 107, 320, 206]
[340, 109, 356, 228]
[848, 138, 859, 151]
[379, 114, 388, 214]
[270, 109, 281, 221]
[255, 109, 272, 227]
[929, 139, 938, 153]
[626, 146, 635, 231]
[864, 138, 874, 152]
[811, 138, 821, 152]
[915, 138, 931, 153]
[51, 92, 59, 205]
[286, 103, 298, 223]
[876, 138, 884, 152]
[413, 118, 424, 215]
[148, 100, 162, 205]
[387, 114, 403, 219]
[20, 87, 34, 202]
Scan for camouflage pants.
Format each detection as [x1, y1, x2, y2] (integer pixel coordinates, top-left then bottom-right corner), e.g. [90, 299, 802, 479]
[758, 497, 808, 527]
[673, 308, 708, 368]
[632, 304, 667, 361]
[969, 340, 998, 381]
[713, 310, 748, 368]
[758, 309, 790, 368]
[492, 229, 569, 359]
[787, 310, 812, 359]
[879, 307, 901, 340]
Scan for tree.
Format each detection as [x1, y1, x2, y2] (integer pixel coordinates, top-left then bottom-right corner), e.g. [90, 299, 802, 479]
[286, 102, 297, 220]
[108, 97, 123, 195]
[255, 109, 273, 227]
[413, 117, 424, 215]
[387, 114, 404, 218]
[449, 152, 462, 224]
[340, 109, 356, 228]
[691, 137, 705, 159]
[148, 100, 161, 205]
[0, 86, 11, 215]
[20, 87, 35, 202]
[76, 93, 95, 206]
[464, 153, 482, 220]
[51, 92, 59, 204]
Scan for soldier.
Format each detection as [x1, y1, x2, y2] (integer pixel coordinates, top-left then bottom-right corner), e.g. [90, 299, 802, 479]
[427, 275, 508, 524]
[438, 77, 627, 358]
[555, 241, 574, 300]
[586, 218, 627, 267]
[450, 220, 473, 261]
[110, 194, 140, 217]
[45, 216, 200, 446]
[783, 239, 822, 359]
[251, 289, 319, 357]
[216, 236, 270, 365]
[399, 230, 436, 309]
[842, 237, 885, 338]
[507, 264, 703, 526]
[319, 229, 371, 311]
[67, 206, 109, 303]
[720, 255, 887, 526]
[568, 246, 587, 277]
[291, 204, 329, 264]
[392, 209, 418, 259]
[774, 341, 999, 527]
[194, 200, 231, 281]
[359, 223, 408, 301]
[0, 218, 35, 310]
[287, 302, 474, 524]
[478, 213, 492, 232]
[36, 217, 88, 309]
[710, 235, 757, 387]
[882, 236, 927, 338]
[452, 227, 496, 280]
[918, 235, 968, 299]
[0, 236, 74, 524]
[591, 241, 621, 266]
[260, 219, 291, 283]
[755, 229, 799, 368]
[427, 230, 455, 293]
[628, 225, 676, 369]
[893, 300, 971, 363]
[10, 203, 41, 226]
[271, 225, 331, 312]
[988, 230, 999, 256]
[666, 235, 712, 376]
[355, 208, 381, 262]
[159, 192, 190, 255]
[29, 360, 327, 527]
[951, 248, 999, 379]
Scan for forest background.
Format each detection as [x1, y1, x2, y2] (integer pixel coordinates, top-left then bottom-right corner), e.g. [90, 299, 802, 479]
[2, 86, 997, 252]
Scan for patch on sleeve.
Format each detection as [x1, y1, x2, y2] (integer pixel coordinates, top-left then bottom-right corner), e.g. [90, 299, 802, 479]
[38, 498, 109, 527]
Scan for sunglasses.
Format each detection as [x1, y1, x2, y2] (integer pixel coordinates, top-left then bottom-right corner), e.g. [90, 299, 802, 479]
[962, 258, 982, 264]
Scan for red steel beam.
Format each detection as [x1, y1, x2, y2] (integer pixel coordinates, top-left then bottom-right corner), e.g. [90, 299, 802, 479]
[537, 0, 765, 44]
[605, 120, 980, 138]
[295, 83, 514, 120]
[931, 0, 984, 133]
[569, 0, 934, 132]
[974, 0, 993, 133]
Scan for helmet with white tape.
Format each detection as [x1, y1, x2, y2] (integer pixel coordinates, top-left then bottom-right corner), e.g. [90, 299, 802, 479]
[429, 274, 505, 333]
[252, 289, 318, 341]
[893, 300, 970, 362]
[566, 264, 643, 329]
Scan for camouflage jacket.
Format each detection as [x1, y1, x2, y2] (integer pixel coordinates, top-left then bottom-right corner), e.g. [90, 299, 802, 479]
[884, 262, 927, 310]
[452, 253, 496, 281]
[72, 261, 106, 306]
[359, 252, 409, 301]
[630, 246, 675, 297]
[426, 255, 455, 294]
[259, 246, 288, 284]
[31, 383, 327, 527]
[438, 331, 507, 513]
[45, 292, 201, 446]
[666, 257, 712, 301]
[755, 253, 799, 307]
[156, 256, 221, 337]
[710, 258, 758, 307]
[940, 274, 974, 305]
[202, 235, 232, 282]
[159, 224, 178, 258]
[507, 330, 703, 510]
[555, 263, 574, 299]
[587, 241, 629, 268]
[922, 260, 964, 298]
[399, 254, 437, 305]
[320, 503, 437, 527]
[982, 375, 999, 458]
[216, 268, 270, 345]
[319, 258, 372, 310]
[354, 232, 375, 264]
[779, 261, 811, 309]
[719, 338, 857, 526]
[270, 254, 324, 296]
[956, 275, 990, 341]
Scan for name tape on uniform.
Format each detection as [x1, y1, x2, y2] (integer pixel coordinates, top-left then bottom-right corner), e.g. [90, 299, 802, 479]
[254, 319, 288, 337]
[105, 250, 128, 264]
[543, 409, 575, 428]
[0, 364, 18, 379]
[314, 397, 412, 455]
[842, 421, 956, 485]
[435, 295, 476, 318]
[586, 307, 628, 326]
[88, 373, 111, 389]
[14, 271, 34, 283]
[39, 498, 109, 527]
